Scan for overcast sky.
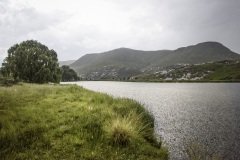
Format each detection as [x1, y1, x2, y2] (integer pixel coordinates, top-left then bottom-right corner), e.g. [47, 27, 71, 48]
[0, 0, 240, 63]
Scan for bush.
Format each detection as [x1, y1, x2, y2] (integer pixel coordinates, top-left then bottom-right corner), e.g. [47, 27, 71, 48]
[61, 65, 79, 82]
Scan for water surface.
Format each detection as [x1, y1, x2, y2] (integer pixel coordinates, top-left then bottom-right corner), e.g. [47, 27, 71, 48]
[66, 81, 240, 159]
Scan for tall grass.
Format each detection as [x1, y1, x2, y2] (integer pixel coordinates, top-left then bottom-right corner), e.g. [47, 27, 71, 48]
[104, 112, 150, 146]
[0, 83, 168, 160]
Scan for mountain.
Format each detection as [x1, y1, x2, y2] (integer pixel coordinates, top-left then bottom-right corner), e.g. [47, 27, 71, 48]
[70, 42, 240, 80]
[59, 60, 75, 66]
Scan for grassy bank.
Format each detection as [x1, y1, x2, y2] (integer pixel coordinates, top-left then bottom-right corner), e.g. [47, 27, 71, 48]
[0, 83, 168, 160]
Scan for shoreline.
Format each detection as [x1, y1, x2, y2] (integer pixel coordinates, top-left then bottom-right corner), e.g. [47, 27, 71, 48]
[63, 80, 240, 83]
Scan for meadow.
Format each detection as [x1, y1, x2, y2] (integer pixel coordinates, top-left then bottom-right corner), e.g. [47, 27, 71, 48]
[0, 83, 168, 160]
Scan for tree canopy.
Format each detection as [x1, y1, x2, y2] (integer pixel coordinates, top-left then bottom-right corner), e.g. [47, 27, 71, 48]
[61, 65, 80, 82]
[1, 40, 62, 83]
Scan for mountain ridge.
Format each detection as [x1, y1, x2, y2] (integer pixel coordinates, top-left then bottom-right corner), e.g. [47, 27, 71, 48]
[70, 42, 240, 80]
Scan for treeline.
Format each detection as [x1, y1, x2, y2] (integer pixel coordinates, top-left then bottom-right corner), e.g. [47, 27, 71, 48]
[0, 40, 79, 84]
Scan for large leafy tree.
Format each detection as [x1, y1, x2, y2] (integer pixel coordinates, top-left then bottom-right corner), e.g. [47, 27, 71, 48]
[1, 40, 62, 83]
[61, 65, 80, 82]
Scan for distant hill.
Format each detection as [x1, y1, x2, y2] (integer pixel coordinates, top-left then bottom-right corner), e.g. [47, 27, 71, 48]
[70, 42, 240, 80]
[59, 60, 75, 66]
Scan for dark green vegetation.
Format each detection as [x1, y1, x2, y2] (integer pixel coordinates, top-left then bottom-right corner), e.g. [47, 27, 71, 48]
[1, 40, 62, 83]
[0, 77, 16, 87]
[203, 60, 240, 81]
[69, 42, 240, 80]
[0, 83, 168, 160]
[133, 60, 240, 82]
[61, 65, 80, 82]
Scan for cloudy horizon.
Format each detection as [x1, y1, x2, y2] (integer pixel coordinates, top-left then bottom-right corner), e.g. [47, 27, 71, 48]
[1, 0, 240, 63]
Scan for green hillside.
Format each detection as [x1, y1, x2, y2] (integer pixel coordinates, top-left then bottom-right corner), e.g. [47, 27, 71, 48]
[132, 60, 240, 82]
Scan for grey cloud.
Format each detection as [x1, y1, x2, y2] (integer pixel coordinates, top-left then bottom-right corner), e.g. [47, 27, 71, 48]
[0, 0, 240, 64]
[0, 0, 66, 63]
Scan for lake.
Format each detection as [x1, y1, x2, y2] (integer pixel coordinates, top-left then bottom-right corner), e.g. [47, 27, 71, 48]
[65, 81, 240, 160]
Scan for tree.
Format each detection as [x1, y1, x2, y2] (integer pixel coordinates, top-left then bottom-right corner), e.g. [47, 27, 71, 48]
[61, 65, 80, 82]
[1, 40, 62, 83]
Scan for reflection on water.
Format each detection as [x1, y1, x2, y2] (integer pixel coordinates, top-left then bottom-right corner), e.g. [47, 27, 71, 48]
[65, 81, 240, 160]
